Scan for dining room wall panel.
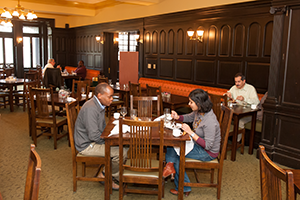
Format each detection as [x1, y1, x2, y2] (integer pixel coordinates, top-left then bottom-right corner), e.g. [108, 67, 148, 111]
[168, 29, 174, 55]
[232, 24, 245, 57]
[176, 59, 192, 80]
[87, 54, 93, 67]
[246, 62, 269, 93]
[145, 32, 150, 54]
[145, 57, 158, 77]
[219, 25, 231, 57]
[195, 60, 215, 84]
[217, 61, 242, 86]
[207, 26, 218, 57]
[177, 29, 184, 55]
[247, 22, 261, 57]
[160, 30, 166, 54]
[94, 55, 101, 68]
[160, 58, 173, 78]
[152, 31, 158, 55]
[263, 21, 273, 57]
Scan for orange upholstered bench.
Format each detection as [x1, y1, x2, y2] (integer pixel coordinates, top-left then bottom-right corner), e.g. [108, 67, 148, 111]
[65, 66, 100, 81]
[139, 77, 264, 100]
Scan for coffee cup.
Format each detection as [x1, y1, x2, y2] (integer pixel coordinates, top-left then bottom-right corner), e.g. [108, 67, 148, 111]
[114, 113, 120, 119]
[173, 129, 181, 137]
[251, 104, 257, 109]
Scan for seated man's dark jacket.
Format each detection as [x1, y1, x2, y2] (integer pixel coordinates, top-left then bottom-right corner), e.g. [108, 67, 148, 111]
[43, 68, 62, 88]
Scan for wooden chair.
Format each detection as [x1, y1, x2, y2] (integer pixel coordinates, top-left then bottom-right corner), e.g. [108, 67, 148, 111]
[130, 95, 161, 119]
[72, 79, 91, 98]
[129, 81, 141, 96]
[24, 144, 41, 200]
[15, 72, 39, 111]
[29, 66, 43, 87]
[259, 145, 295, 200]
[183, 105, 233, 200]
[24, 80, 39, 136]
[86, 86, 96, 101]
[226, 125, 245, 158]
[208, 93, 227, 121]
[0, 91, 9, 109]
[146, 84, 163, 116]
[97, 76, 108, 84]
[119, 118, 165, 199]
[65, 101, 106, 192]
[29, 87, 68, 149]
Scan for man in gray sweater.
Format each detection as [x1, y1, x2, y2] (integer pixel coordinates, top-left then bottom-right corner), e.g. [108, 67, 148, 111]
[74, 82, 127, 190]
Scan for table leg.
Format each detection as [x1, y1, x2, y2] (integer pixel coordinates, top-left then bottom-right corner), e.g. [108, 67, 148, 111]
[105, 141, 111, 200]
[178, 141, 186, 200]
[248, 112, 257, 155]
[231, 115, 239, 161]
[9, 85, 14, 112]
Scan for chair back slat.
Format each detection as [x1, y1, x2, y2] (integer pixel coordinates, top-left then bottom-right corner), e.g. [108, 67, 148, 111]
[97, 76, 108, 84]
[130, 95, 160, 119]
[259, 145, 295, 200]
[24, 144, 41, 200]
[208, 93, 227, 121]
[146, 84, 163, 115]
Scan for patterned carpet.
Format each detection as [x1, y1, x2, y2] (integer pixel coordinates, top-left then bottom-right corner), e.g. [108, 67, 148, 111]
[0, 106, 295, 200]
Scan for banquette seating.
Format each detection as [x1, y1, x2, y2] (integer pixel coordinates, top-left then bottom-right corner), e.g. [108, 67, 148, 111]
[64, 66, 100, 81]
[139, 77, 265, 99]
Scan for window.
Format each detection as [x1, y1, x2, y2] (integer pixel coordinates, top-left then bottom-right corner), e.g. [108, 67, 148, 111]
[118, 32, 138, 60]
[0, 37, 14, 66]
[23, 26, 41, 68]
[0, 26, 12, 33]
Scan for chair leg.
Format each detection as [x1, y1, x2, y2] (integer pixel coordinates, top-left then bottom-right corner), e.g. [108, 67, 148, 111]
[210, 169, 215, 183]
[82, 162, 86, 177]
[73, 161, 77, 192]
[53, 127, 57, 149]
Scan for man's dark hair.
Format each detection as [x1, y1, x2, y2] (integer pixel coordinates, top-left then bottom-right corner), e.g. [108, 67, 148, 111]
[80, 60, 84, 64]
[95, 82, 110, 96]
[188, 89, 212, 113]
[235, 72, 246, 81]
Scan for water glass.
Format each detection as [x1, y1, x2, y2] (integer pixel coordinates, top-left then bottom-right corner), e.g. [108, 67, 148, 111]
[120, 107, 127, 118]
[130, 109, 137, 120]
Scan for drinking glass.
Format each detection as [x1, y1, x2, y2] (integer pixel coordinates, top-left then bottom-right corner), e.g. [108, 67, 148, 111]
[164, 108, 171, 126]
[81, 87, 85, 95]
[130, 109, 137, 120]
[120, 107, 127, 118]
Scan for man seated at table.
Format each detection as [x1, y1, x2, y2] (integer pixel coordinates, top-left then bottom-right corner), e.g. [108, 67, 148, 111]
[42, 58, 61, 76]
[74, 82, 128, 190]
[226, 72, 260, 140]
[74, 60, 87, 80]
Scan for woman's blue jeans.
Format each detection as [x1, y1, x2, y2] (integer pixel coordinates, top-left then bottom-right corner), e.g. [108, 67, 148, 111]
[165, 144, 215, 192]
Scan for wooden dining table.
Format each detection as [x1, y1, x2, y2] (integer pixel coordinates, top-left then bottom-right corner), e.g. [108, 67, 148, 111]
[0, 78, 28, 112]
[230, 104, 259, 161]
[101, 117, 190, 200]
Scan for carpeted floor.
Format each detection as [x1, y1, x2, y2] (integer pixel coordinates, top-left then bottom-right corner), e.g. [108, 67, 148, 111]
[0, 106, 297, 200]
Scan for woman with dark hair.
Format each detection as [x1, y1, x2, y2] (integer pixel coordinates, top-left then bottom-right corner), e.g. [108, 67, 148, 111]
[163, 89, 221, 196]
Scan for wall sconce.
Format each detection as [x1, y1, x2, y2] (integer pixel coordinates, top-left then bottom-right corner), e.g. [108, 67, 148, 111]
[114, 37, 119, 44]
[187, 27, 204, 42]
[16, 37, 23, 44]
[135, 34, 143, 44]
[95, 35, 101, 43]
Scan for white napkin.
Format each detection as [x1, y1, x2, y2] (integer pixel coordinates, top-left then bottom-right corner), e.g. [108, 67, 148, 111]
[67, 97, 76, 102]
[173, 136, 194, 156]
[108, 121, 130, 137]
[81, 94, 86, 97]
[154, 115, 165, 121]
[89, 92, 93, 98]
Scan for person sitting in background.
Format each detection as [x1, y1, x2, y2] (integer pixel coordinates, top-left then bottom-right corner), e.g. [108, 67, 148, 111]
[225, 72, 260, 133]
[163, 89, 221, 196]
[42, 58, 61, 76]
[75, 60, 87, 80]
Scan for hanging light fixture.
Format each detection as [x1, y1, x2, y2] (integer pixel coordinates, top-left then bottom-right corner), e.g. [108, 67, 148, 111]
[0, 0, 38, 24]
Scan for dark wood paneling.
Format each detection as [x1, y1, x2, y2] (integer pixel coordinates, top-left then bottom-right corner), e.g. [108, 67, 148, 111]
[233, 24, 245, 57]
[160, 58, 173, 78]
[160, 31, 166, 54]
[152, 31, 158, 54]
[219, 25, 230, 57]
[145, 32, 150, 54]
[177, 29, 184, 55]
[168, 30, 174, 54]
[207, 26, 217, 56]
[95, 55, 101, 69]
[246, 62, 269, 92]
[278, 116, 300, 151]
[263, 21, 273, 57]
[176, 59, 192, 80]
[195, 60, 215, 84]
[145, 57, 157, 76]
[87, 54, 93, 67]
[218, 61, 242, 85]
[247, 23, 261, 57]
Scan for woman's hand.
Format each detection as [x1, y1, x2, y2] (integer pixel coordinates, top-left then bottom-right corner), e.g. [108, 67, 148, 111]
[181, 123, 192, 135]
[171, 110, 179, 120]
